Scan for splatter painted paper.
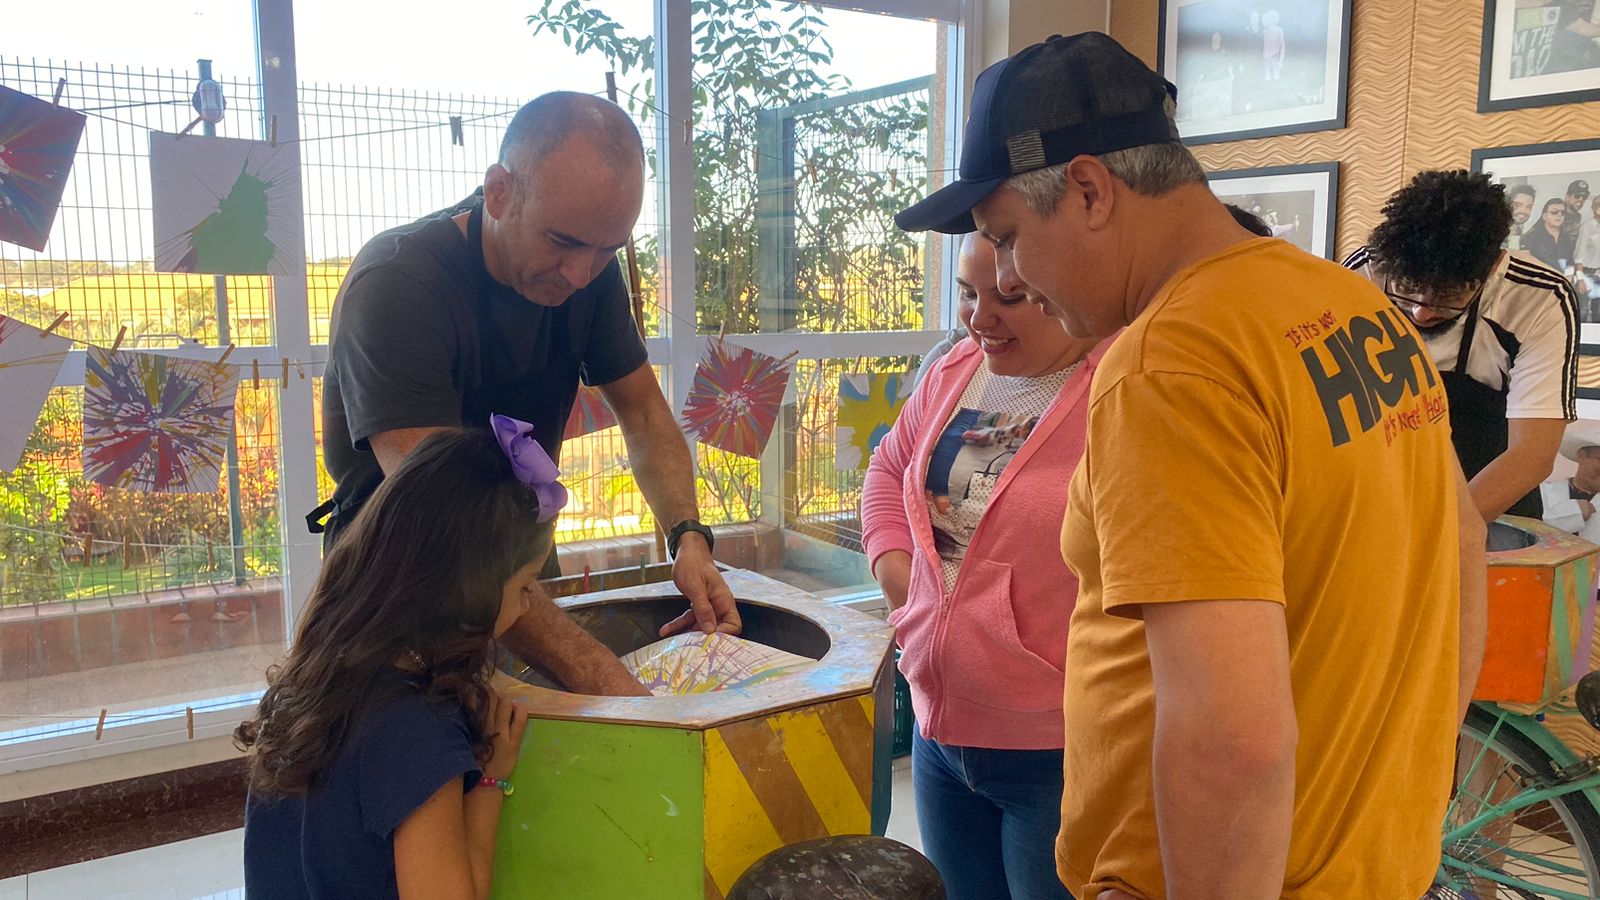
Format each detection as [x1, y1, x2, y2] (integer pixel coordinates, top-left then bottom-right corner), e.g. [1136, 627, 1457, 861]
[150, 132, 303, 277]
[680, 340, 791, 458]
[836, 372, 912, 471]
[0, 316, 73, 471]
[82, 348, 240, 493]
[620, 632, 815, 696]
[563, 383, 617, 440]
[0, 84, 87, 252]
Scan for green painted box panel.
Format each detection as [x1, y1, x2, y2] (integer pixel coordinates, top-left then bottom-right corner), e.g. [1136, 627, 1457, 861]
[492, 719, 705, 899]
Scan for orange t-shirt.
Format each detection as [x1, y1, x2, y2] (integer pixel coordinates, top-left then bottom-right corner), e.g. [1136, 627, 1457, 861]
[1059, 239, 1461, 899]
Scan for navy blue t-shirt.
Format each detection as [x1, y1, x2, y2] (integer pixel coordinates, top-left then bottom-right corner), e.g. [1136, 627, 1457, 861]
[243, 672, 482, 899]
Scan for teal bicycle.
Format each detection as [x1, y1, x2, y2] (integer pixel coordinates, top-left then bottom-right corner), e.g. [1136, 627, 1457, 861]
[1433, 677, 1600, 899]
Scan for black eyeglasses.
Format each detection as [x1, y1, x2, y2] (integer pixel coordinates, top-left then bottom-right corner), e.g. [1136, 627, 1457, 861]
[1383, 276, 1484, 314]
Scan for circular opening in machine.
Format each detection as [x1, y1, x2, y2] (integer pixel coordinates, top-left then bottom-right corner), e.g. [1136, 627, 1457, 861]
[503, 596, 831, 691]
[1486, 521, 1538, 553]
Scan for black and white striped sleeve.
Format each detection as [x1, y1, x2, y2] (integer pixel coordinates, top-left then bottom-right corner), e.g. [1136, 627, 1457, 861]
[1504, 256, 1579, 420]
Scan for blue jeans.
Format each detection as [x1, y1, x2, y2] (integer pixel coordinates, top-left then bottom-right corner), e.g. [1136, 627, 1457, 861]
[912, 731, 1074, 900]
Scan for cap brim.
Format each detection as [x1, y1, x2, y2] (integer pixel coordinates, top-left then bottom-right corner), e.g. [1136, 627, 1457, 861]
[895, 175, 1006, 235]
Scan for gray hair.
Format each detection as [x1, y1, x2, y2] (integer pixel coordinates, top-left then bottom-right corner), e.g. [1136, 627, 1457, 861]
[1004, 145, 1209, 215]
[1001, 100, 1207, 216]
[499, 91, 643, 174]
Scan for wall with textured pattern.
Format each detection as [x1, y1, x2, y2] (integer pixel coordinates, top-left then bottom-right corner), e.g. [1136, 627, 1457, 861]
[1109, 0, 1600, 260]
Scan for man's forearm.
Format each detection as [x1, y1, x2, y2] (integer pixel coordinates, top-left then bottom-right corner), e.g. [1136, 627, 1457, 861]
[1470, 451, 1554, 521]
[501, 590, 647, 696]
[1154, 722, 1296, 899]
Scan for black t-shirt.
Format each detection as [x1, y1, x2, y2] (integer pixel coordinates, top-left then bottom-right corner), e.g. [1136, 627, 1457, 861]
[242, 672, 481, 900]
[322, 193, 648, 509]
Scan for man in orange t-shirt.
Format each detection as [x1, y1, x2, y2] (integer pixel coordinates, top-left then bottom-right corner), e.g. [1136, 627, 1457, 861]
[895, 32, 1489, 900]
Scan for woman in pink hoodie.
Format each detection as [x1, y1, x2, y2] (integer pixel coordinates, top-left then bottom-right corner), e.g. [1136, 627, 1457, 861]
[861, 233, 1104, 900]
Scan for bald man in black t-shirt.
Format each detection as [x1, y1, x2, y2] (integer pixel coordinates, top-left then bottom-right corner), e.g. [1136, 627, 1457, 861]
[319, 93, 739, 696]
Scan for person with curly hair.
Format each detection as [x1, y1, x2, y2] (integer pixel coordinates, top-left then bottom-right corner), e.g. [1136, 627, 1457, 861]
[1346, 169, 1578, 521]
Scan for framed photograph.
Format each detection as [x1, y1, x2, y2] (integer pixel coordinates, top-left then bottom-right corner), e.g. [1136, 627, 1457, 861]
[1158, 0, 1351, 144]
[1472, 139, 1600, 320]
[1208, 162, 1340, 259]
[1479, 0, 1600, 113]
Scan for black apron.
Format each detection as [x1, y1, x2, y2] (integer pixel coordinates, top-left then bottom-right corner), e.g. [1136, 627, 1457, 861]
[309, 204, 577, 578]
[1441, 296, 1542, 518]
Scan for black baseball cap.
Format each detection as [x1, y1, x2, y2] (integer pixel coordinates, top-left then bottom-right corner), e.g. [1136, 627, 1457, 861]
[1569, 179, 1592, 196]
[895, 32, 1180, 235]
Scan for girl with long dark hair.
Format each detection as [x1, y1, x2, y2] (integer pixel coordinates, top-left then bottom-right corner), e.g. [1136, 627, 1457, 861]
[237, 419, 563, 899]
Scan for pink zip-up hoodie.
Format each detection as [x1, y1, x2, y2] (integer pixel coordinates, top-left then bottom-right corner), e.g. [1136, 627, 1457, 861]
[861, 336, 1107, 750]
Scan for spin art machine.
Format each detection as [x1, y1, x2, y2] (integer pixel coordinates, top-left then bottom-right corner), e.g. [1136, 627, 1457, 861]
[489, 569, 896, 900]
[1475, 517, 1600, 707]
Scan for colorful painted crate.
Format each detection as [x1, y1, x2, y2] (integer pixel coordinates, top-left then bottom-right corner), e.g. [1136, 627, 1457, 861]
[1474, 517, 1600, 705]
[491, 571, 895, 900]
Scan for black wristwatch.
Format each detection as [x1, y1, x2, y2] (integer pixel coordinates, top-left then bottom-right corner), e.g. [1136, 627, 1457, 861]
[666, 519, 715, 559]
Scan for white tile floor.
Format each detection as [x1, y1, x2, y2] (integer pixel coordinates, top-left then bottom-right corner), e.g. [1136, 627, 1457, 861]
[0, 758, 919, 899]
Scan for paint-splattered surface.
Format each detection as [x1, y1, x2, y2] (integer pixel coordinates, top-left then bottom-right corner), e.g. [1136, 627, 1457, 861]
[836, 372, 912, 472]
[622, 633, 815, 696]
[81, 347, 239, 493]
[0, 316, 72, 470]
[149, 132, 302, 277]
[0, 84, 85, 252]
[680, 340, 791, 458]
[494, 570, 893, 730]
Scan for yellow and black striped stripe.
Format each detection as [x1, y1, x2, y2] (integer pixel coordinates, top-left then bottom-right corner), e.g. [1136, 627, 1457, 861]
[702, 695, 877, 898]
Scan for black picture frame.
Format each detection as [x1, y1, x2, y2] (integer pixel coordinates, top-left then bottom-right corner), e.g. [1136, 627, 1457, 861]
[1471, 137, 1600, 174]
[1207, 161, 1341, 259]
[1158, 0, 1352, 145]
[1478, 0, 1600, 114]
[1472, 138, 1600, 333]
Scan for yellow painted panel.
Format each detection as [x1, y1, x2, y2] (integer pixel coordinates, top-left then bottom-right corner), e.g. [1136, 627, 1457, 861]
[703, 728, 784, 895]
[766, 709, 871, 835]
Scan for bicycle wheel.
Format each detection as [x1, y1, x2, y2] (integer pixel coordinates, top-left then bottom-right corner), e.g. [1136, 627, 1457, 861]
[1434, 705, 1600, 899]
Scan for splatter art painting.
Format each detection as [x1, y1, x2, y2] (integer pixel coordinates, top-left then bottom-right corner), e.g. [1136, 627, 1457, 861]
[0, 316, 73, 471]
[150, 132, 302, 277]
[563, 383, 617, 440]
[680, 339, 791, 458]
[836, 372, 912, 471]
[620, 632, 815, 696]
[0, 84, 87, 252]
[82, 348, 240, 493]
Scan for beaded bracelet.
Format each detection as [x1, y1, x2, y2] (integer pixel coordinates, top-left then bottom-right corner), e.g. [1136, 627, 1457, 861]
[478, 776, 514, 797]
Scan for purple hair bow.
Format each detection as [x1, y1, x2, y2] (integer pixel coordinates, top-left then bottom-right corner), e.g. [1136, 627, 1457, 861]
[489, 413, 568, 524]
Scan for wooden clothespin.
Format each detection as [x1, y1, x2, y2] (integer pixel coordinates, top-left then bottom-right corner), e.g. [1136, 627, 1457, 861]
[753, 148, 761, 175]
[251, 359, 261, 390]
[81, 533, 94, 566]
[269, 115, 278, 148]
[294, 358, 305, 380]
[122, 534, 131, 568]
[280, 358, 289, 388]
[806, 157, 818, 184]
[186, 707, 195, 740]
[40, 311, 69, 337]
[52, 78, 67, 105]
[217, 342, 235, 365]
[683, 118, 693, 147]
[889, 167, 898, 191]
[207, 541, 215, 570]
[95, 708, 108, 741]
[110, 325, 127, 353]
[449, 116, 464, 146]
[582, 564, 592, 594]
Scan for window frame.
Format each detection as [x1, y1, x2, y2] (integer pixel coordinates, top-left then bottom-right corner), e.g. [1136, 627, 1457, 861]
[1, 0, 975, 773]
